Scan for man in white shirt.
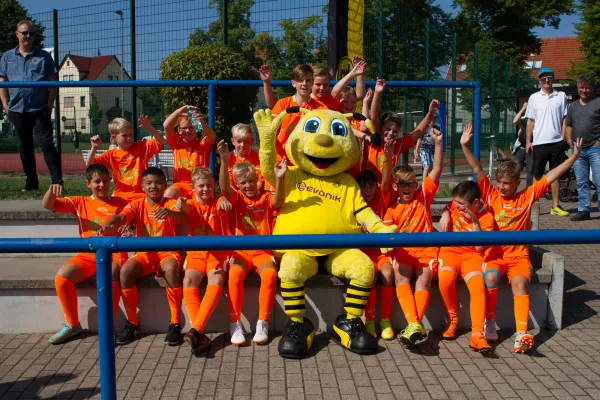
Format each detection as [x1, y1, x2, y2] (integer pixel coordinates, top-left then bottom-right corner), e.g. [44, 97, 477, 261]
[525, 67, 569, 216]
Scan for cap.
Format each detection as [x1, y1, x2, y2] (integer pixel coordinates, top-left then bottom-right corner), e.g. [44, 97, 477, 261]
[538, 67, 554, 78]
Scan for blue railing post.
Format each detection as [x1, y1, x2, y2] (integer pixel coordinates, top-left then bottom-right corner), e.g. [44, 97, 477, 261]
[208, 83, 216, 173]
[95, 246, 117, 400]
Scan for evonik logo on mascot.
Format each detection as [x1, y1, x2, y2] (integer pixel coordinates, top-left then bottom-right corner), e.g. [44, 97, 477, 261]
[296, 182, 341, 203]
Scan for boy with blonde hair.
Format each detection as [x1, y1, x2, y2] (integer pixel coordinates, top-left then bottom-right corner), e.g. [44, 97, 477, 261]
[86, 116, 165, 201]
[218, 140, 286, 345]
[311, 58, 366, 111]
[227, 123, 266, 192]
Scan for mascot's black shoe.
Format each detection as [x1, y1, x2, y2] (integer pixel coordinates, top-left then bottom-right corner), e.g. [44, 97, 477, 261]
[278, 318, 315, 359]
[331, 315, 378, 355]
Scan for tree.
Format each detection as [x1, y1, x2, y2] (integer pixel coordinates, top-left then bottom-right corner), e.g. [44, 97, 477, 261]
[137, 87, 165, 126]
[0, 0, 46, 51]
[160, 44, 258, 143]
[568, 0, 600, 80]
[88, 94, 103, 135]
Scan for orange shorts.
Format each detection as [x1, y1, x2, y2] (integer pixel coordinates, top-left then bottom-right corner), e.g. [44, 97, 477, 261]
[229, 250, 276, 272]
[484, 257, 533, 283]
[170, 181, 194, 199]
[184, 250, 229, 274]
[113, 191, 146, 202]
[65, 252, 128, 280]
[395, 248, 439, 275]
[130, 251, 181, 277]
[438, 251, 484, 280]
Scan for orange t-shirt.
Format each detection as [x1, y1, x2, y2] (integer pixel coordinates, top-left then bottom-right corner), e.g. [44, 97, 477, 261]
[121, 197, 179, 237]
[478, 175, 549, 258]
[227, 149, 266, 190]
[183, 196, 230, 237]
[272, 96, 327, 162]
[346, 118, 365, 178]
[362, 188, 392, 259]
[54, 195, 129, 238]
[362, 132, 415, 181]
[228, 190, 275, 236]
[93, 139, 163, 196]
[166, 136, 213, 184]
[310, 93, 342, 112]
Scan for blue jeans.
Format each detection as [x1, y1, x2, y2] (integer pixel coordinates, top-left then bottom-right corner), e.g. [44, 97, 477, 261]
[574, 144, 600, 213]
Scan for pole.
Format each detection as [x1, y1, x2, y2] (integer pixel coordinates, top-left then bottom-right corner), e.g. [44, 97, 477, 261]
[130, 0, 138, 141]
[53, 9, 61, 160]
[451, 33, 457, 174]
[208, 84, 216, 174]
[222, 0, 228, 46]
[95, 247, 116, 400]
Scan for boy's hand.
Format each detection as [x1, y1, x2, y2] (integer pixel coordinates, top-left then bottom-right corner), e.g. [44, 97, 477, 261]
[439, 210, 451, 232]
[98, 220, 117, 236]
[364, 88, 373, 103]
[175, 197, 188, 213]
[350, 58, 366, 77]
[572, 137, 583, 159]
[180, 105, 195, 115]
[375, 78, 386, 93]
[217, 139, 229, 158]
[259, 64, 272, 82]
[49, 183, 63, 196]
[153, 207, 169, 221]
[383, 141, 394, 159]
[274, 156, 288, 179]
[90, 135, 102, 149]
[460, 124, 473, 146]
[431, 128, 443, 143]
[138, 114, 152, 129]
[429, 99, 440, 115]
[522, 102, 528, 111]
[217, 196, 232, 212]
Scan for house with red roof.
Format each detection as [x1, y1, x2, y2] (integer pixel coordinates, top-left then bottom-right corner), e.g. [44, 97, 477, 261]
[55, 54, 142, 135]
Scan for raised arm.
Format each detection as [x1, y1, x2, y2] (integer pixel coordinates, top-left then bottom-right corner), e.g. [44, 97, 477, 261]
[428, 125, 444, 182]
[369, 78, 385, 123]
[86, 135, 102, 166]
[412, 100, 440, 142]
[331, 59, 366, 99]
[163, 105, 190, 142]
[195, 112, 216, 146]
[460, 124, 485, 181]
[271, 157, 287, 209]
[260, 64, 276, 109]
[513, 102, 528, 125]
[139, 115, 165, 145]
[362, 88, 372, 119]
[381, 141, 393, 194]
[546, 138, 582, 185]
[217, 140, 234, 198]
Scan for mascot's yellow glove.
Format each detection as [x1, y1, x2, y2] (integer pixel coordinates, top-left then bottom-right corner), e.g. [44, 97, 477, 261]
[255, 108, 290, 187]
[355, 207, 398, 254]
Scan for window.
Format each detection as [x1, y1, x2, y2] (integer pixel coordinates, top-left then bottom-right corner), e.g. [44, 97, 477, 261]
[108, 75, 113, 80]
[459, 64, 467, 72]
[80, 96, 86, 107]
[80, 118, 87, 129]
[525, 60, 542, 70]
[114, 76, 119, 81]
[64, 97, 74, 108]
[64, 118, 76, 129]
[115, 97, 120, 107]
[66, 60, 70, 66]
[63, 75, 73, 81]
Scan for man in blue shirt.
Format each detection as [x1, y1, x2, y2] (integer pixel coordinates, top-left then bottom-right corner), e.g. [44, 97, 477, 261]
[0, 20, 62, 194]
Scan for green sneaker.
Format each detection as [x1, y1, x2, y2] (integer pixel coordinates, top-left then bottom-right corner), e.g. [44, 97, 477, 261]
[380, 318, 395, 340]
[399, 322, 426, 347]
[49, 323, 82, 345]
[550, 205, 569, 217]
[365, 320, 376, 338]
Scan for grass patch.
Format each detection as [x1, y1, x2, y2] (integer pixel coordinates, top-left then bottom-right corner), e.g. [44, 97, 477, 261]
[435, 182, 456, 198]
[0, 174, 90, 200]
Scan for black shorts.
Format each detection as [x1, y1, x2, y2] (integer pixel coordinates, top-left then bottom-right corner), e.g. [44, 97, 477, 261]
[532, 140, 567, 177]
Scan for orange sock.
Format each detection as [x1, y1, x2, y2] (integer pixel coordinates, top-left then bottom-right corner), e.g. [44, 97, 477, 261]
[258, 268, 277, 321]
[55, 276, 79, 327]
[193, 284, 223, 333]
[183, 288, 201, 323]
[396, 284, 418, 324]
[227, 266, 246, 323]
[485, 288, 498, 320]
[415, 290, 430, 322]
[365, 288, 377, 321]
[121, 286, 139, 325]
[380, 286, 394, 320]
[514, 295, 530, 333]
[166, 286, 183, 324]
[438, 270, 458, 320]
[112, 282, 121, 318]
[466, 275, 485, 334]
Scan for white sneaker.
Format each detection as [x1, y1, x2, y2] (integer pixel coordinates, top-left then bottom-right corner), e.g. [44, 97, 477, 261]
[253, 320, 269, 345]
[484, 319, 499, 342]
[230, 321, 246, 346]
[513, 331, 534, 354]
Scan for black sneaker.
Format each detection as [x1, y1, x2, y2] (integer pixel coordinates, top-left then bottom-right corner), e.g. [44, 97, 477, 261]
[115, 322, 140, 345]
[165, 323, 182, 346]
[22, 185, 39, 193]
[183, 329, 211, 354]
[570, 211, 591, 221]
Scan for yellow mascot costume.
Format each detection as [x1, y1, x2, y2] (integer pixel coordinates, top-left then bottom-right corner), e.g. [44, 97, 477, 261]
[254, 107, 397, 358]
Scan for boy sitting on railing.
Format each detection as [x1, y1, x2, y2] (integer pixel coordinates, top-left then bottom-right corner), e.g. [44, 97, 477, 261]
[163, 105, 217, 199]
[42, 164, 128, 345]
[456, 123, 582, 353]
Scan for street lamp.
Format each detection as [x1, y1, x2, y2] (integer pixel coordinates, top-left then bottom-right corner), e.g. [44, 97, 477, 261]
[114, 10, 125, 118]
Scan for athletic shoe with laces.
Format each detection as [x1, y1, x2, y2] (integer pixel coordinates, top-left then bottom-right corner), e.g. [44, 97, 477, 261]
[484, 319, 499, 342]
[380, 318, 395, 340]
[399, 322, 426, 347]
[183, 329, 211, 354]
[165, 323, 182, 346]
[469, 333, 493, 354]
[514, 331, 534, 353]
[115, 322, 140, 345]
[49, 323, 82, 345]
[365, 320, 376, 338]
[550, 205, 569, 217]
[442, 317, 459, 339]
[253, 320, 269, 345]
[230, 321, 246, 346]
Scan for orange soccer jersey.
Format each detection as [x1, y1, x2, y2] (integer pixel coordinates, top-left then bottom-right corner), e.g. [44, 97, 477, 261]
[93, 139, 163, 198]
[166, 136, 213, 184]
[272, 96, 326, 162]
[310, 93, 342, 112]
[362, 132, 415, 182]
[227, 149, 267, 190]
[54, 195, 129, 238]
[120, 197, 179, 238]
[229, 190, 275, 237]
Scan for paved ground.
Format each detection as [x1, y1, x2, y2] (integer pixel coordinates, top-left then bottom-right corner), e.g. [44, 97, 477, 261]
[1, 199, 600, 399]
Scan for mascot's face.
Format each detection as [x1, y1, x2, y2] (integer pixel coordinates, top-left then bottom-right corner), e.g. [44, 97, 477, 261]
[285, 110, 359, 177]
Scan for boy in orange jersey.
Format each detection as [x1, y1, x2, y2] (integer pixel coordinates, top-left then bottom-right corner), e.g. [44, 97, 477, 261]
[43, 164, 129, 344]
[311, 58, 367, 111]
[227, 123, 266, 192]
[176, 167, 231, 354]
[358, 142, 396, 339]
[217, 139, 286, 345]
[379, 126, 444, 347]
[437, 181, 501, 354]
[100, 167, 185, 346]
[86, 116, 165, 201]
[459, 124, 582, 353]
[339, 86, 373, 177]
[163, 105, 217, 199]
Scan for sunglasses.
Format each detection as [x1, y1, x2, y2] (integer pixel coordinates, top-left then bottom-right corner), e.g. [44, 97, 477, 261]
[18, 31, 35, 36]
[539, 76, 553, 82]
[395, 181, 417, 189]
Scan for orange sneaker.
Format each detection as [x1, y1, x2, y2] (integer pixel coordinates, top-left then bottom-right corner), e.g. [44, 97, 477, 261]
[442, 317, 458, 340]
[514, 332, 534, 354]
[469, 334, 493, 354]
